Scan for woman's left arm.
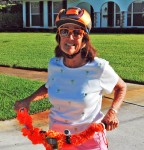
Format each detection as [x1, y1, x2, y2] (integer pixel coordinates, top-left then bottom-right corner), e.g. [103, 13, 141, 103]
[102, 77, 127, 131]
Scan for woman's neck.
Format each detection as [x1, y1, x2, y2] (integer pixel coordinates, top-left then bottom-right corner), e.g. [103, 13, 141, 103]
[63, 54, 87, 68]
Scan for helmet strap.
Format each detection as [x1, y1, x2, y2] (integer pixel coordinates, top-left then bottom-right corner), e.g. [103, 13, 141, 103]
[62, 43, 86, 59]
[62, 50, 81, 59]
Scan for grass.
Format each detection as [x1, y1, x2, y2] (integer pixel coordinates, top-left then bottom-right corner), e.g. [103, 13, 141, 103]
[90, 34, 144, 83]
[0, 32, 143, 83]
[0, 32, 56, 69]
[0, 74, 51, 121]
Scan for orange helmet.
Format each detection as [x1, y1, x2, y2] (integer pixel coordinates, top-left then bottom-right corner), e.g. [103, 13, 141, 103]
[55, 7, 92, 33]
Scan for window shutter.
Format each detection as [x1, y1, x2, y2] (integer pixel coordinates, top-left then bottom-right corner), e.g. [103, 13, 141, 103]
[108, 2, 114, 27]
[63, 0, 67, 9]
[48, 1, 52, 27]
[40, 1, 44, 26]
[26, 2, 30, 27]
[91, 6, 94, 27]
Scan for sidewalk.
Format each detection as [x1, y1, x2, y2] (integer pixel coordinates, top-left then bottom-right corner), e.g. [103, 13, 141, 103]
[0, 66, 144, 150]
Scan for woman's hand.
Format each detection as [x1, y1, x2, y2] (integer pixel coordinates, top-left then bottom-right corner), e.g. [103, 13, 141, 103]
[14, 84, 48, 113]
[14, 98, 30, 112]
[102, 109, 119, 131]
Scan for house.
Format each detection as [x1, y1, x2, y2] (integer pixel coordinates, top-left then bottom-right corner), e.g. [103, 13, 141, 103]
[20, 0, 144, 30]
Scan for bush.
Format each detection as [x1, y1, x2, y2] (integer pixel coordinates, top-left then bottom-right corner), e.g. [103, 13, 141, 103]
[0, 3, 22, 13]
[0, 13, 2, 28]
[0, 3, 22, 29]
[10, 4, 22, 13]
[0, 12, 23, 29]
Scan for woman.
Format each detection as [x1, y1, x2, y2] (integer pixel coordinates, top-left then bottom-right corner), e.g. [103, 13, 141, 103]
[14, 7, 127, 150]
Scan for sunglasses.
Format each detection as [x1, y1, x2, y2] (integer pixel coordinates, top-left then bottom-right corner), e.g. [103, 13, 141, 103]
[58, 28, 85, 39]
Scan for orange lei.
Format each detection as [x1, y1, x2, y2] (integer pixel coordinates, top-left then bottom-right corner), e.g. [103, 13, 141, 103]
[17, 108, 104, 150]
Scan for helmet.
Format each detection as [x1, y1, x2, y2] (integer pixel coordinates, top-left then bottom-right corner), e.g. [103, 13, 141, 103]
[55, 7, 92, 33]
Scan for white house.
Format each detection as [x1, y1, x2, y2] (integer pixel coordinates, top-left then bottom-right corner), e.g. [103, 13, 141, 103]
[21, 0, 144, 29]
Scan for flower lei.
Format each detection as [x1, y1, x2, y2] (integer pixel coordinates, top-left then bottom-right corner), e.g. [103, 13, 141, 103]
[17, 108, 104, 150]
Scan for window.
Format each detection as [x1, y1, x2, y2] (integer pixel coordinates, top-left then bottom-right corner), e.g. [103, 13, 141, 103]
[116, 14, 120, 26]
[115, 4, 120, 26]
[101, 2, 121, 27]
[31, 2, 40, 26]
[133, 2, 144, 12]
[127, 14, 131, 26]
[127, 1, 144, 26]
[53, 2, 63, 26]
[48, 1, 63, 27]
[133, 14, 144, 26]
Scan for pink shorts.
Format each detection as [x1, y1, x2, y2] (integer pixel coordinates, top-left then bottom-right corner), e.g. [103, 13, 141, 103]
[60, 130, 108, 150]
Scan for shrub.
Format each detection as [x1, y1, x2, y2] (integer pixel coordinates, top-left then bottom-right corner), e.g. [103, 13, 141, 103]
[0, 3, 22, 29]
[0, 12, 22, 29]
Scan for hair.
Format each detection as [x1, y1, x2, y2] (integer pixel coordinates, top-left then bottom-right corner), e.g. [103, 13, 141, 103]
[54, 33, 97, 62]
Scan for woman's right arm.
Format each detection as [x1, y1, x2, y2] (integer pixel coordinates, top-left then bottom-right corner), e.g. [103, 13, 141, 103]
[14, 84, 48, 112]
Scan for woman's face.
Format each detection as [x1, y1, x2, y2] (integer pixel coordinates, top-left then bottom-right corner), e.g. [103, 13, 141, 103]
[58, 23, 85, 56]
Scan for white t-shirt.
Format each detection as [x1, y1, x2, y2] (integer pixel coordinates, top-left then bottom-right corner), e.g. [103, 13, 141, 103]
[45, 57, 119, 134]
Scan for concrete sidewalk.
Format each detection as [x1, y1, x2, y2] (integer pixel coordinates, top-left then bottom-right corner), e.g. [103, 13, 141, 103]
[0, 67, 144, 150]
[0, 111, 49, 150]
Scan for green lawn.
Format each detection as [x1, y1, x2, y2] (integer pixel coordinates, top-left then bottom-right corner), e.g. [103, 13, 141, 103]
[0, 74, 51, 120]
[0, 32, 56, 69]
[0, 32, 143, 83]
[90, 34, 144, 83]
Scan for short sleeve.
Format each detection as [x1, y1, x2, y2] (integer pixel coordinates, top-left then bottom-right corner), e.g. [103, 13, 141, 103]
[100, 62, 119, 94]
[45, 63, 49, 89]
[44, 57, 60, 89]
[45, 81, 48, 89]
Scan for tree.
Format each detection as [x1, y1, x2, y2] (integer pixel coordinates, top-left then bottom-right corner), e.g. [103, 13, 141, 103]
[0, 0, 21, 5]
